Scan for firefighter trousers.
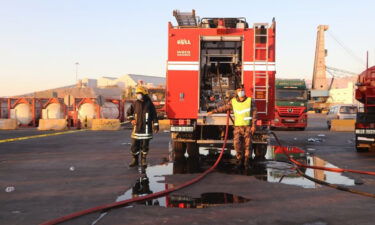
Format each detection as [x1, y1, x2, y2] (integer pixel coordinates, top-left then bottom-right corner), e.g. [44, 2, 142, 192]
[233, 126, 252, 160]
[130, 139, 150, 156]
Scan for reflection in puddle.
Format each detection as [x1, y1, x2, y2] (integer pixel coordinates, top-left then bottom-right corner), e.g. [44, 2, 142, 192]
[116, 146, 355, 207]
[167, 192, 250, 208]
[116, 164, 173, 207]
[114, 164, 251, 208]
[92, 145, 356, 224]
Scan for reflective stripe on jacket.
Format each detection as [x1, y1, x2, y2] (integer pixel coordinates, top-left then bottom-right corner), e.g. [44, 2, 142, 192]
[126, 95, 158, 140]
[231, 97, 252, 126]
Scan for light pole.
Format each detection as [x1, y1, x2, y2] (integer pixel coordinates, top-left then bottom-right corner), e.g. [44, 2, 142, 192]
[75, 62, 80, 83]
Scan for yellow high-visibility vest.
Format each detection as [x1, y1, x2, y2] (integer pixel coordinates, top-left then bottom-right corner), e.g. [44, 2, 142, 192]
[231, 97, 252, 126]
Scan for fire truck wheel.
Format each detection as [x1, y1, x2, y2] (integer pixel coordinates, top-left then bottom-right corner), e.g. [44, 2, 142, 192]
[173, 141, 186, 160]
[187, 143, 199, 157]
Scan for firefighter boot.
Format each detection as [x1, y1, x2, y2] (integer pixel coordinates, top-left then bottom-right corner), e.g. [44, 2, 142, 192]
[129, 155, 139, 167]
[141, 153, 147, 167]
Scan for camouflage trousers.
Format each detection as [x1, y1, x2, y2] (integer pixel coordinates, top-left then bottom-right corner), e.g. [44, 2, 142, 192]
[233, 126, 252, 160]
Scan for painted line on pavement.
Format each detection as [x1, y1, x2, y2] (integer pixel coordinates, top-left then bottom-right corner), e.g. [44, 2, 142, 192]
[0, 130, 85, 144]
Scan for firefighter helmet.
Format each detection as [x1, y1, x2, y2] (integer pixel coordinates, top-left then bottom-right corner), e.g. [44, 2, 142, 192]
[135, 86, 148, 95]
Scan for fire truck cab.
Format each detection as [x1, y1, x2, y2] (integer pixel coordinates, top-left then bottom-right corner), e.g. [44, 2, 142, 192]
[166, 10, 276, 159]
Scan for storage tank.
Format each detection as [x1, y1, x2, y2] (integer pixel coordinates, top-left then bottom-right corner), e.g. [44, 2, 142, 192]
[101, 102, 119, 119]
[78, 102, 120, 121]
[42, 103, 64, 119]
[10, 103, 32, 125]
[124, 101, 133, 119]
[78, 103, 96, 121]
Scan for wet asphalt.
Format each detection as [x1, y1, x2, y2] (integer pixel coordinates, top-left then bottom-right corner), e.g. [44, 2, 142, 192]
[1, 114, 375, 225]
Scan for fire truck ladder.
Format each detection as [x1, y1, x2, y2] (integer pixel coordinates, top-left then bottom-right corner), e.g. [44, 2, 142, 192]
[252, 23, 269, 114]
[173, 10, 198, 27]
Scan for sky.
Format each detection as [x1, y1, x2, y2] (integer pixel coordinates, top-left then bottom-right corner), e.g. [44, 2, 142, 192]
[0, 0, 374, 97]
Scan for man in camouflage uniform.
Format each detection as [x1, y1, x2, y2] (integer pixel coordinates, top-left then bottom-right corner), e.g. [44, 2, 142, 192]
[208, 87, 257, 167]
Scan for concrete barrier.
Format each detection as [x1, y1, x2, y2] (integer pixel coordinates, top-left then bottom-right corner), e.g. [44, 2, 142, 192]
[330, 119, 355, 132]
[0, 119, 18, 130]
[159, 119, 170, 131]
[91, 119, 121, 131]
[38, 119, 67, 131]
[80, 118, 93, 129]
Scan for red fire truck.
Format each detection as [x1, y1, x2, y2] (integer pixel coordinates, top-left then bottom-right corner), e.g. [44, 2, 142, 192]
[355, 66, 375, 152]
[166, 10, 276, 159]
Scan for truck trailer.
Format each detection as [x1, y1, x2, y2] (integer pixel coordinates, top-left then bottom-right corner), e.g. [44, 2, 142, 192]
[166, 10, 276, 159]
[355, 66, 375, 152]
[271, 79, 308, 130]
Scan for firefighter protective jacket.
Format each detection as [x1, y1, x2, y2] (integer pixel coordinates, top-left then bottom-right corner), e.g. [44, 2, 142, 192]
[126, 95, 159, 139]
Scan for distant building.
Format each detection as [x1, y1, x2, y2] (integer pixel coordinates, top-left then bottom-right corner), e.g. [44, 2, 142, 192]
[124, 74, 165, 87]
[306, 75, 358, 105]
[16, 86, 123, 100]
[327, 82, 356, 105]
[97, 74, 165, 89]
[80, 78, 97, 88]
[13, 74, 165, 100]
[97, 77, 118, 88]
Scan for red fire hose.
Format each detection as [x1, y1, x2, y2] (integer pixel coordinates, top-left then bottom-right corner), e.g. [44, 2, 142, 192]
[270, 132, 375, 176]
[40, 111, 231, 225]
[270, 131, 375, 198]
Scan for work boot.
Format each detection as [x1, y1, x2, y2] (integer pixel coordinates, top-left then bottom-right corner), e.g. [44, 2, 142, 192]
[141, 154, 147, 167]
[129, 155, 139, 167]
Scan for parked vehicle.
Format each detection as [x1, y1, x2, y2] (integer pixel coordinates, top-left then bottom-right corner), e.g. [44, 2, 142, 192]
[271, 79, 308, 130]
[326, 104, 357, 129]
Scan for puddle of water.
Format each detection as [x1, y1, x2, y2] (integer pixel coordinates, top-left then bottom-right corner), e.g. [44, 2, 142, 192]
[92, 145, 356, 224]
[117, 146, 355, 205]
[167, 192, 250, 208]
[116, 164, 173, 207]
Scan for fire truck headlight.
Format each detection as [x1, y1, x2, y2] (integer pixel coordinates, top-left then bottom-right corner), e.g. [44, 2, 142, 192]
[274, 118, 279, 122]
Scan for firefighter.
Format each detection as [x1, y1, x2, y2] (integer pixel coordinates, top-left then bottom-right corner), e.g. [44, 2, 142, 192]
[126, 86, 159, 167]
[208, 87, 257, 168]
